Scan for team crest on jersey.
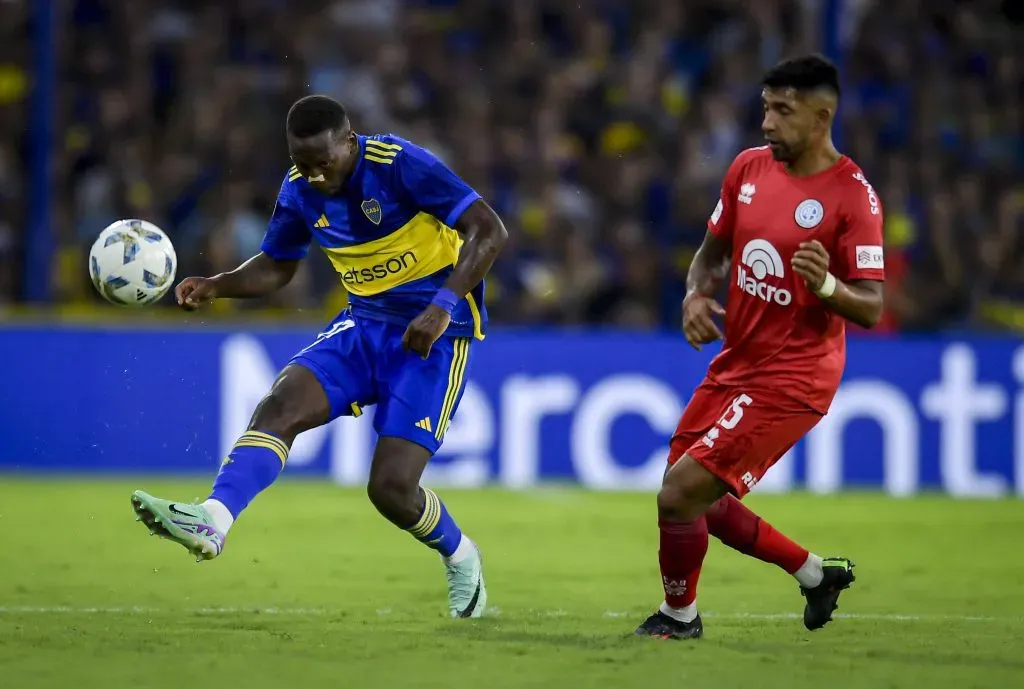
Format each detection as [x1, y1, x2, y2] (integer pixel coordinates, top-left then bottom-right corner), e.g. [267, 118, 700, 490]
[361, 198, 382, 225]
[794, 199, 824, 229]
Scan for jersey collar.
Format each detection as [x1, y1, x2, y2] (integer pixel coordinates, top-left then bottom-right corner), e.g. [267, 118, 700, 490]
[343, 135, 367, 189]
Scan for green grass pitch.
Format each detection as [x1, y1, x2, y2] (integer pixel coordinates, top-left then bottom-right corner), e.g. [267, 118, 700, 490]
[2, 478, 1024, 688]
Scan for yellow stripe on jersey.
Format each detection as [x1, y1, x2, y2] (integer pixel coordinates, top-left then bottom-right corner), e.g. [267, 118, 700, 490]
[364, 141, 401, 165]
[366, 140, 401, 151]
[436, 338, 470, 441]
[288, 166, 302, 182]
[321, 212, 462, 297]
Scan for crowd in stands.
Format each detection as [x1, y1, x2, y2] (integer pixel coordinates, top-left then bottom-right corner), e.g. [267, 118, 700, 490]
[2, 0, 1021, 331]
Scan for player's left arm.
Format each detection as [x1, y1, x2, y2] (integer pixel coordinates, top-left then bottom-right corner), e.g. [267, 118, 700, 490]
[443, 199, 508, 299]
[791, 173, 885, 329]
[792, 255, 884, 329]
[395, 142, 508, 356]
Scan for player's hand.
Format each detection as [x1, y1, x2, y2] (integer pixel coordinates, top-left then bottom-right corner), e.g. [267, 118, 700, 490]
[402, 305, 451, 359]
[682, 291, 726, 351]
[791, 241, 830, 292]
[174, 277, 218, 311]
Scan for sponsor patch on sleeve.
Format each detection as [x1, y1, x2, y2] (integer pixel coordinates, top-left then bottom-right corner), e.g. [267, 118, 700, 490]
[855, 245, 884, 270]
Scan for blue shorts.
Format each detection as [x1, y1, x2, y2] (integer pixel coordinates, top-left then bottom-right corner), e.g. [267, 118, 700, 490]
[289, 311, 474, 454]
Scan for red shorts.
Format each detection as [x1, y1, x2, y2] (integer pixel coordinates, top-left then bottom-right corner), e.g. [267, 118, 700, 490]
[667, 380, 823, 497]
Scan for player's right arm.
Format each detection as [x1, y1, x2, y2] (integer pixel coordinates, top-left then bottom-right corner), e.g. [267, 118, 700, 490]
[176, 180, 310, 310]
[683, 231, 731, 349]
[682, 152, 746, 349]
[176, 253, 301, 309]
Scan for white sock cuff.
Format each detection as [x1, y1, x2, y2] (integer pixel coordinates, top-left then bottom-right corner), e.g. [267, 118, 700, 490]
[201, 499, 234, 534]
[659, 600, 698, 623]
[794, 553, 824, 588]
[444, 534, 474, 565]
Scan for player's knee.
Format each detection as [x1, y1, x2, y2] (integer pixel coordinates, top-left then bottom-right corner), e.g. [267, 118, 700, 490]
[658, 456, 720, 521]
[248, 367, 327, 443]
[366, 470, 420, 525]
[657, 482, 690, 520]
[248, 390, 300, 441]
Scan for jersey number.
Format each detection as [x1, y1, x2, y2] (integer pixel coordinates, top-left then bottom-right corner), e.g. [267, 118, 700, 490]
[300, 318, 355, 354]
[718, 394, 753, 430]
[701, 394, 753, 449]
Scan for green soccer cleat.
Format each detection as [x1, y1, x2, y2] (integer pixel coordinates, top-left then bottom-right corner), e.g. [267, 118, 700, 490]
[131, 490, 226, 562]
[446, 539, 487, 618]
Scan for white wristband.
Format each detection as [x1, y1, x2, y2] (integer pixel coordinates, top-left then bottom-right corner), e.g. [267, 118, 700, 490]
[815, 272, 837, 299]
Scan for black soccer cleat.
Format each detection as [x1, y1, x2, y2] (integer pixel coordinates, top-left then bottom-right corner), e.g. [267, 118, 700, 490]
[634, 611, 703, 640]
[800, 557, 855, 630]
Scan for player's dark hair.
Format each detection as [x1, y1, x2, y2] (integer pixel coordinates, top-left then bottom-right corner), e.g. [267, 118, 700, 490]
[286, 95, 349, 138]
[762, 54, 841, 98]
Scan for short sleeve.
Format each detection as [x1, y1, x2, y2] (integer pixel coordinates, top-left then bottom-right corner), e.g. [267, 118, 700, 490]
[260, 180, 312, 260]
[707, 150, 751, 242]
[394, 141, 481, 228]
[833, 171, 885, 282]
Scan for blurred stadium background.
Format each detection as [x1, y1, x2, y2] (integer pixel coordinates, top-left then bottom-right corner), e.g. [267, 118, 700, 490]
[1, 2, 1024, 687]
[0, 0, 1020, 491]
[2, 0, 1022, 328]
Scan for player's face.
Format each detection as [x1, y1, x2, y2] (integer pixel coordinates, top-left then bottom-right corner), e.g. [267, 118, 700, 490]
[288, 128, 358, 194]
[761, 88, 816, 163]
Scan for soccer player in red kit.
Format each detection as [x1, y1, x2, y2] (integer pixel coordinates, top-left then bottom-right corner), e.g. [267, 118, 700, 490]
[635, 55, 885, 640]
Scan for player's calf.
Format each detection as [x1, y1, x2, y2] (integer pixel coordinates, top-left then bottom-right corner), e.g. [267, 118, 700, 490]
[205, 364, 330, 529]
[366, 446, 428, 528]
[702, 495, 856, 629]
[131, 364, 331, 558]
[635, 456, 729, 639]
[706, 493, 824, 585]
[368, 437, 486, 618]
[368, 437, 465, 555]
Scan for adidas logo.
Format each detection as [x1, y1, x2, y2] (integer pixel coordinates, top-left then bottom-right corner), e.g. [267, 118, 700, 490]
[364, 139, 402, 165]
[415, 417, 433, 432]
[314, 214, 329, 228]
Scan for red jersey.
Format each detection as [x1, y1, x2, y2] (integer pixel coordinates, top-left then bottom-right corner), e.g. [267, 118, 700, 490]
[705, 146, 885, 413]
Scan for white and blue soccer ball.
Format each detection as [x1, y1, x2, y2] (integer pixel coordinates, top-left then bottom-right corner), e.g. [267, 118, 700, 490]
[88, 219, 178, 306]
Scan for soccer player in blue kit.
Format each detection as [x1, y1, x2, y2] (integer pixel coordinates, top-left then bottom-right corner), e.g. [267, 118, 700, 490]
[131, 95, 508, 618]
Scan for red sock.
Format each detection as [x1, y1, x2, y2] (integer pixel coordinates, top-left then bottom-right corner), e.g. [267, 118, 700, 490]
[658, 515, 708, 608]
[705, 494, 808, 574]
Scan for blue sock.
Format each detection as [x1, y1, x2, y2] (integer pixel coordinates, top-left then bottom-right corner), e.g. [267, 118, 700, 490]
[407, 488, 464, 558]
[209, 430, 288, 518]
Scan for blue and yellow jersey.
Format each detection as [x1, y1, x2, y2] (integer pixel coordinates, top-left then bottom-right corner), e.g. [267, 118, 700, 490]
[261, 134, 486, 339]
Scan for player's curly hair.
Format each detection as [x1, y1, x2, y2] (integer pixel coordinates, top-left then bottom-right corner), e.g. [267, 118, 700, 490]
[286, 95, 349, 138]
[762, 54, 840, 97]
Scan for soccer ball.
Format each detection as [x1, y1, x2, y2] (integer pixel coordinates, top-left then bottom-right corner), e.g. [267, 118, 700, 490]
[88, 219, 178, 306]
